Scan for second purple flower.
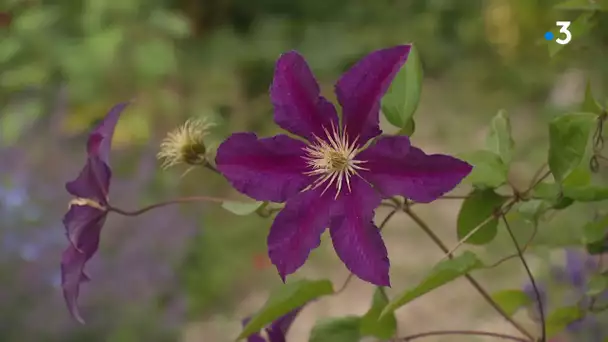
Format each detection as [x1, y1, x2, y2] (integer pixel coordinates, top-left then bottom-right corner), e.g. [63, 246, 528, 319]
[216, 45, 472, 286]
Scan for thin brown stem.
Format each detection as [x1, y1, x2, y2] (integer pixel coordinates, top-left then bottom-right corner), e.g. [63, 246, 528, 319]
[486, 222, 538, 269]
[525, 170, 551, 197]
[107, 195, 227, 216]
[501, 215, 545, 341]
[391, 329, 530, 342]
[403, 207, 534, 340]
[334, 273, 354, 295]
[380, 201, 399, 209]
[528, 165, 548, 190]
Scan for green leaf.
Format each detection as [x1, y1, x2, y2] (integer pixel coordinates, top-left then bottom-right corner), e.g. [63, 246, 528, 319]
[0, 98, 43, 145]
[586, 274, 608, 296]
[548, 13, 596, 57]
[458, 150, 508, 188]
[381, 44, 423, 128]
[517, 200, 550, 222]
[309, 316, 361, 342]
[221, 201, 264, 216]
[87, 28, 125, 68]
[133, 39, 177, 80]
[457, 189, 507, 245]
[486, 109, 514, 165]
[13, 7, 58, 33]
[0, 37, 21, 63]
[546, 306, 584, 338]
[396, 118, 416, 136]
[582, 81, 603, 114]
[582, 214, 608, 244]
[359, 288, 397, 339]
[238, 279, 334, 340]
[0, 65, 49, 89]
[562, 185, 608, 202]
[530, 182, 574, 209]
[490, 289, 533, 316]
[381, 251, 484, 317]
[555, 0, 608, 11]
[149, 10, 191, 38]
[548, 112, 596, 182]
[586, 239, 608, 255]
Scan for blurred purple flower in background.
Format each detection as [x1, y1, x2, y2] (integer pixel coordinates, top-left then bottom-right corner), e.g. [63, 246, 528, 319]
[216, 46, 472, 286]
[242, 306, 304, 342]
[523, 249, 608, 341]
[61, 102, 130, 323]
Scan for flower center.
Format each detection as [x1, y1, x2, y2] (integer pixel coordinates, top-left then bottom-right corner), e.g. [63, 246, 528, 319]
[303, 123, 367, 196]
[68, 197, 107, 211]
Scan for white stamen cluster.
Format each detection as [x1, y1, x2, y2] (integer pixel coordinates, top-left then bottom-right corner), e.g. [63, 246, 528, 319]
[303, 123, 367, 197]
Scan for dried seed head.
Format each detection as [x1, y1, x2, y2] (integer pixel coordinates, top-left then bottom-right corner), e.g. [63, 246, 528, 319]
[157, 117, 215, 169]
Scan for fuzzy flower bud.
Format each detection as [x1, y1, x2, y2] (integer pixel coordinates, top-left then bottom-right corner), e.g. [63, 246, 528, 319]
[157, 117, 215, 169]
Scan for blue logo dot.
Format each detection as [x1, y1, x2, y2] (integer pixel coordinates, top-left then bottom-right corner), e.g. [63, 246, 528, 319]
[544, 31, 554, 41]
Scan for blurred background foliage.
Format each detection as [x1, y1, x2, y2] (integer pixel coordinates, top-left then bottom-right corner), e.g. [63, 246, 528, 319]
[1, 0, 608, 341]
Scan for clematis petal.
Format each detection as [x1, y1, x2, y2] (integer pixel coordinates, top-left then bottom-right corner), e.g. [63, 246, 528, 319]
[65, 156, 111, 204]
[335, 45, 411, 144]
[267, 186, 334, 281]
[564, 249, 587, 289]
[87, 102, 131, 164]
[61, 216, 105, 324]
[63, 205, 107, 252]
[216, 133, 312, 203]
[266, 306, 303, 342]
[358, 136, 472, 203]
[271, 51, 339, 142]
[329, 178, 389, 286]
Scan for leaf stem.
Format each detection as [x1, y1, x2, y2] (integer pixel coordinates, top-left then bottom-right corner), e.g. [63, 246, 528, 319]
[501, 215, 546, 341]
[403, 206, 534, 340]
[107, 195, 227, 216]
[390, 329, 530, 342]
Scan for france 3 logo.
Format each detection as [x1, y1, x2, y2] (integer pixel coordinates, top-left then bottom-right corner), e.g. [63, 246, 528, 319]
[544, 21, 572, 45]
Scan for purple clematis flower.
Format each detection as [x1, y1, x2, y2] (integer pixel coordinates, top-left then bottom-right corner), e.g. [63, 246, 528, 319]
[61, 102, 130, 323]
[242, 307, 303, 342]
[216, 46, 473, 286]
[551, 249, 598, 290]
[524, 250, 608, 341]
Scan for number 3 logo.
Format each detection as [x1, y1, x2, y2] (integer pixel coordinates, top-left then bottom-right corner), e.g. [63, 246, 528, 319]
[556, 21, 572, 45]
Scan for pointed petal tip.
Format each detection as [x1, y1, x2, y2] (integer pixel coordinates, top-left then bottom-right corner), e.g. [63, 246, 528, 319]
[336, 45, 413, 144]
[63, 282, 87, 324]
[358, 268, 391, 287]
[270, 51, 339, 141]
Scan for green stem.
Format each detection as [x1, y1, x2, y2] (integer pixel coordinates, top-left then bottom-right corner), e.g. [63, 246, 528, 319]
[501, 215, 546, 341]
